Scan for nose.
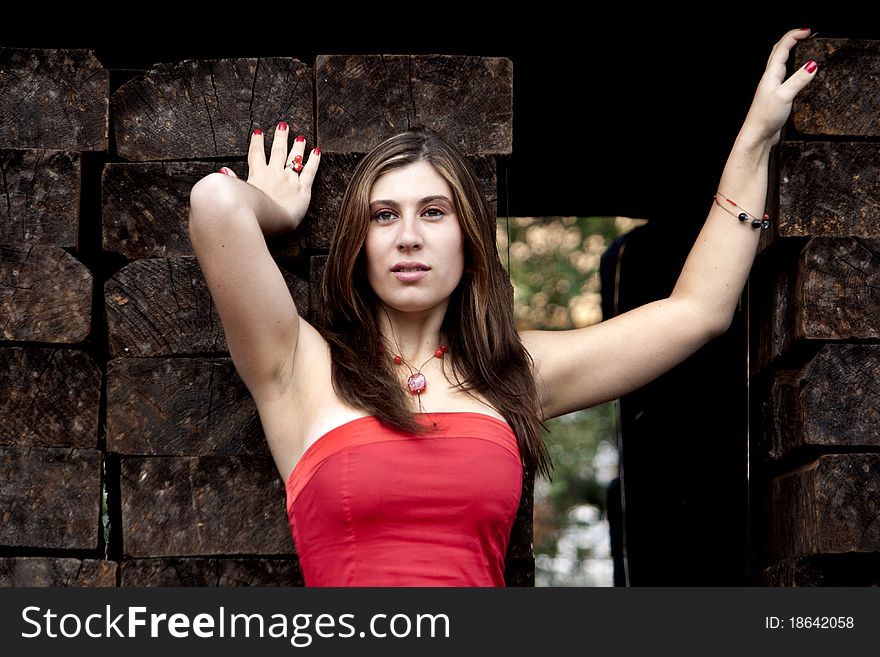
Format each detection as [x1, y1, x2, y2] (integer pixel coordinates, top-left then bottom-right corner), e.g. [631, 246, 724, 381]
[396, 214, 422, 251]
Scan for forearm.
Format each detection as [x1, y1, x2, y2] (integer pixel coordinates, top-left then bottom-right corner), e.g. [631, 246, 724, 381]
[670, 128, 774, 334]
[189, 173, 297, 238]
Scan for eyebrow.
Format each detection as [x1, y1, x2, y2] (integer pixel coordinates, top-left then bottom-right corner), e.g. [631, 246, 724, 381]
[369, 195, 453, 208]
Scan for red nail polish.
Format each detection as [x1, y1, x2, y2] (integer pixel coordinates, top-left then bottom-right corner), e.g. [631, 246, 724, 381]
[218, 167, 229, 175]
[805, 60, 818, 73]
[252, 129, 262, 135]
[295, 135, 305, 142]
[313, 148, 321, 155]
[278, 121, 288, 131]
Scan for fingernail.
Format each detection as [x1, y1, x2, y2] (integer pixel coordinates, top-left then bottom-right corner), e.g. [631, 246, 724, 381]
[218, 167, 230, 175]
[277, 121, 288, 131]
[804, 60, 818, 74]
[313, 147, 321, 156]
[295, 135, 305, 142]
[252, 129, 263, 136]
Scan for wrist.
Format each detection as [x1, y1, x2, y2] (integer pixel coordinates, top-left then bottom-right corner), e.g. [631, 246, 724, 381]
[734, 127, 774, 157]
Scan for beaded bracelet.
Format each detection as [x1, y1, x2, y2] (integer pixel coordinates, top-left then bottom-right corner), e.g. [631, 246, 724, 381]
[713, 191, 771, 229]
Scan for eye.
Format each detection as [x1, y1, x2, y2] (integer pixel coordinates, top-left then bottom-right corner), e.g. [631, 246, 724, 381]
[372, 210, 397, 223]
[422, 207, 446, 219]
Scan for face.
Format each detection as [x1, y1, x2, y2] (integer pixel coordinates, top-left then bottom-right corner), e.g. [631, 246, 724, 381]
[365, 160, 465, 315]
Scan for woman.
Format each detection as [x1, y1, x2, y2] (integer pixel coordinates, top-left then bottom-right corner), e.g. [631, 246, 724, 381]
[188, 28, 817, 586]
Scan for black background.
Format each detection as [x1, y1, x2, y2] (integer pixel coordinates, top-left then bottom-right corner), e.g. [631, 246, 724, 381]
[3, 8, 875, 220]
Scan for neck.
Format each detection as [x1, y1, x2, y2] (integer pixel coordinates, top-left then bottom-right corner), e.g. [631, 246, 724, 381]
[378, 301, 448, 363]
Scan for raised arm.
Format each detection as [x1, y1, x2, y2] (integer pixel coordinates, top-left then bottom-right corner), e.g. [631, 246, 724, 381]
[188, 123, 321, 405]
[523, 28, 818, 420]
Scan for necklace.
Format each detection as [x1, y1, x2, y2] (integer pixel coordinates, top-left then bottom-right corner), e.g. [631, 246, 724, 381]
[388, 343, 449, 395]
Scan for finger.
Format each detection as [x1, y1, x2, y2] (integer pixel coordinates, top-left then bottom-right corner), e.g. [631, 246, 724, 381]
[779, 59, 818, 102]
[246, 128, 266, 171]
[217, 166, 239, 178]
[285, 134, 307, 173]
[298, 147, 321, 188]
[268, 121, 291, 168]
[765, 28, 812, 81]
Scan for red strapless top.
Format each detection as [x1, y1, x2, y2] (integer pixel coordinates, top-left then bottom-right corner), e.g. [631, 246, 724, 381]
[285, 412, 523, 587]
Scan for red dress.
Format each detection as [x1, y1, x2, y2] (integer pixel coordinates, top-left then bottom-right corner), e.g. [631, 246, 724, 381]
[285, 411, 523, 587]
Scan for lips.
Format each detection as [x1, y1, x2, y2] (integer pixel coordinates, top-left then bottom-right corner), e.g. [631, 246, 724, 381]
[391, 262, 430, 273]
[391, 261, 430, 282]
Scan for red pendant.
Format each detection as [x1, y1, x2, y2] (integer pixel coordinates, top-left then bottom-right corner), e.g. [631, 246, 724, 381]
[407, 372, 427, 394]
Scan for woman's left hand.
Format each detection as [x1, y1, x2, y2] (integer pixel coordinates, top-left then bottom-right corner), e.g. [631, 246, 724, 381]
[740, 28, 818, 147]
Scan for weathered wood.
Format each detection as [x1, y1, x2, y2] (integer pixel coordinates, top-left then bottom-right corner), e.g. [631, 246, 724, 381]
[113, 58, 312, 161]
[769, 454, 880, 561]
[779, 142, 880, 237]
[102, 161, 232, 259]
[761, 554, 880, 586]
[103, 157, 335, 259]
[793, 38, 880, 137]
[120, 456, 293, 557]
[759, 345, 880, 462]
[315, 55, 513, 155]
[0, 245, 92, 342]
[0, 446, 101, 549]
[0, 150, 81, 247]
[0, 48, 108, 151]
[104, 256, 309, 357]
[0, 347, 101, 448]
[797, 238, 880, 340]
[120, 557, 303, 586]
[106, 357, 267, 456]
[0, 558, 116, 587]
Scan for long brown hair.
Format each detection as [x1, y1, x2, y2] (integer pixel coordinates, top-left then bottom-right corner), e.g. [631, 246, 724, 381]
[318, 128, 550, 478]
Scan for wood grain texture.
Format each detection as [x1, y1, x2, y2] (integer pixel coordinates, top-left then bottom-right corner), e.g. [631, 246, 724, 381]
[316, 55, 512, 155]
[106, 357, 267, 456]
[113, 58, 312, 161]
[0, 245, 92, 343]
[120, 455, 292, 557]
[792, 38, 880, 137]
[0, 446, 101, 550]
[104, 256, 309, 357]
[759, 345, 880, 463]
[0, 48, 108, 151]
[0, 347, 101, 448]
[779, 142, 880, 237]
[0, 558, 116, 587]
[769, 454, 880, 561]
[102, 161, 228, 259]
[796, 238, 880, 340]
[119, 557, 302, 586]
[0, 149, 81, 247]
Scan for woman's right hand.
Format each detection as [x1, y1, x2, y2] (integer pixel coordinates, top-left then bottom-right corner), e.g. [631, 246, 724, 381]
[219, 122, 321, 231]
